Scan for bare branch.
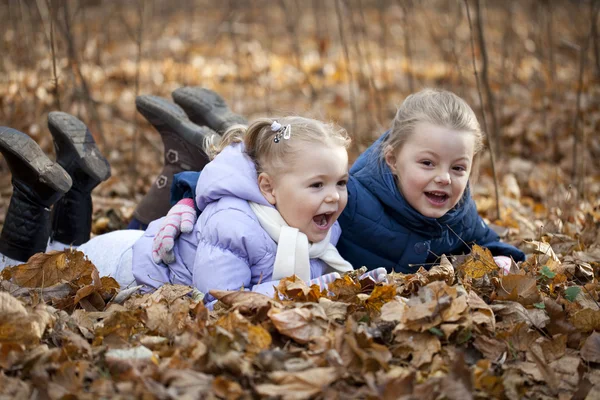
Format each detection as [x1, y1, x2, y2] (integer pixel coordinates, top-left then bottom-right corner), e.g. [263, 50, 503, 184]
[334, 0, 359, 141]
[474, 0, 499, 158]
[464, 0, 501, 221]
[130, 0, 146, 190]
[399, 0, 415, 92]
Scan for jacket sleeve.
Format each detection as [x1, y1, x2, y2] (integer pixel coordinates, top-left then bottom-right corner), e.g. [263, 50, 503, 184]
[171, 171, 201, 207]
[473, 215, 526, 262]
[192, 208, 274, 302]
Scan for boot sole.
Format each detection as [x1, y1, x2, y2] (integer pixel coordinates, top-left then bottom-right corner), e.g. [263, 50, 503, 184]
[0, 127, 72, 194]
[47, 112, 111, 183]
[171, 87, 247, 133]
[136, 95, 220, 149]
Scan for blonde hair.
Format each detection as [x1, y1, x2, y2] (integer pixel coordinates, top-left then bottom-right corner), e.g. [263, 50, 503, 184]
[383, 88, 484, 157]
[208, 116, 350, 174]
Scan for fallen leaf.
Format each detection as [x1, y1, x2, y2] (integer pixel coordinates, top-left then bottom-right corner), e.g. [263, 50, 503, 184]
[268, 305, 328, 344]
[428, 254, 455, 285]
[393, 331, 441, 367]
[581, 331, 600, 363]
[1, 249, 95, 288]
[210, 289, 279, 316]
[570, 308, 600, 333]
[255, 367, 339, 399]
[318, 297, 349, 321]
[494, 275, 541, 306]
[457, 244, 499, 279]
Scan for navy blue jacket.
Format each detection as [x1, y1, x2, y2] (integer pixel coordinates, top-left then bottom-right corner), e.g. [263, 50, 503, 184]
[336, 133, 525, 273]
[171, 133, 525, 273]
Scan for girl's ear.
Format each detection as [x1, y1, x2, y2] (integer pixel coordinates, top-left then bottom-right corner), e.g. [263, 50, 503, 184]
[258, 172, 277, 205]
[383, 145, 398, 174]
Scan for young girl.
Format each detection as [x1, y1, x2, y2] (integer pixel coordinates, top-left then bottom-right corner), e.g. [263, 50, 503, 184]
[0, 112, 362, 298]
[156, 89, 525, 272]
[131, 116, 355, 298]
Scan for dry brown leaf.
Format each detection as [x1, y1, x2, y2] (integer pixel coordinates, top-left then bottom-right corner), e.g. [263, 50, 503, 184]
[570, 308, 600, 333]
[215, 310, 272, 356]
[457, 244, 499, 279]
[255, 367, 339, 399]
[0, 293, 55, 344]
[581, 331, 600, 363]
[473, 335, 507, 361]
[393, 331, 441, 367]
[491, 301, 548, 330]
[466, 291, 495, 333]
[268, 305, 328, 344]
[379, 297, 408, 322]
[276, 276, 324, 303]
[210, 289, 280, 316]
[428, 254, 455, 285]
[1, 249, 95, 288]
[494, 275, 541, 306]
[161, 369, 213, 399]
[318, 297, 349, 321]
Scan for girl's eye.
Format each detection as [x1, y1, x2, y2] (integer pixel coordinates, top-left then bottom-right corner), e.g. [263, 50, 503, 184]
[337, 180, 348, 187]
[310, 182, 323, 189]
[453, 166, 467, 172]
[420, 160, 433, 167]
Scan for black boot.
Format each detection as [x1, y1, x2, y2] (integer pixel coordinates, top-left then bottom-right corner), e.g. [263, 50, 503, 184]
[0, 127, 72, 262]
[172, 87, 247, 133]
[48, 112, 111, 246]
[132, 95, 220, 225]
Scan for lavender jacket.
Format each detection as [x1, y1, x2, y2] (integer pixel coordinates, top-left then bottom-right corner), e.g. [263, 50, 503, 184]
[131, 143, 342, 298]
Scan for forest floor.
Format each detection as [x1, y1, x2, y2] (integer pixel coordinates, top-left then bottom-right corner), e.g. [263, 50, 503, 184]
[0, 0, 599, 398]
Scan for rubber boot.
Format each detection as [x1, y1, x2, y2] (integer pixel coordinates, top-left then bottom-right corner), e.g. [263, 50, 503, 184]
[0, 127, 72, 262]
[171, 87, 247, 133]
[132, 95, 220, 225]
[48, 112, 111, 246]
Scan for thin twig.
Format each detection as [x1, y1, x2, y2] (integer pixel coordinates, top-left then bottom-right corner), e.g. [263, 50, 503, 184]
[334, 0, 359, 148]
[474, 0, 499, 157]
[55, 1, 107, 149]
[399, 0, 415, 92]
[130, 0, 146, 193]
[464, 0, 501, 221]
[45, 0, 61, 111]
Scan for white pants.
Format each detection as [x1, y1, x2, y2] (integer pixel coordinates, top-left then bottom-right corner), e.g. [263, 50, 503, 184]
[0, 230, 144, 289]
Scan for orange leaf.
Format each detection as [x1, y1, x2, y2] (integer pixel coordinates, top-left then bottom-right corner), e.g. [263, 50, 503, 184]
[457, 244, 499, 279]
[1, 249, 95, 288]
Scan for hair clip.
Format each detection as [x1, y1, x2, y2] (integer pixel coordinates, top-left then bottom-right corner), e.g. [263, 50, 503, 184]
[271, 120, 292, 143]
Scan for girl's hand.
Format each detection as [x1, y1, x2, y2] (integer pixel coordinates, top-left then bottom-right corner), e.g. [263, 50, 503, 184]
[359, 267, 388, 283]
[152, 198, 197, 264]
[309, 272, 342, 290]
[493, 255, 513, 275]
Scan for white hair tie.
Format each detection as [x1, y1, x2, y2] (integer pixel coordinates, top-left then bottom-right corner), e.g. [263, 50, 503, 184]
[271, 120, 292, 143]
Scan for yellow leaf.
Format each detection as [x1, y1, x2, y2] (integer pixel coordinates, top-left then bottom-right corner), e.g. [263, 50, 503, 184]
[457, 244, 498, 279]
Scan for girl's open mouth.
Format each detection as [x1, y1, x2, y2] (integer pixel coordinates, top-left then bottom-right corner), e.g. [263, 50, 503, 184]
[425, 191, 449, 205]
[312, 212, 333, 230]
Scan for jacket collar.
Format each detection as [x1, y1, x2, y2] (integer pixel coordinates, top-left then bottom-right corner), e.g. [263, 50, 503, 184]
[350, 131, 472, 237]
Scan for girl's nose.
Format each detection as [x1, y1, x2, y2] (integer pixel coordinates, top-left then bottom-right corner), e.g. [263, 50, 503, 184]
[434, 172, 451, 185]
[325, 190, 340, 202]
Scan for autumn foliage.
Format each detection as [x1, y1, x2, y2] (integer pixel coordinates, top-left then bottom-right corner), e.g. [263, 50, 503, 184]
[0, 0, 599, 398]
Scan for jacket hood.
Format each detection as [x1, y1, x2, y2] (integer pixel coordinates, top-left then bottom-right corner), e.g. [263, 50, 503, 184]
[350, 131, 473, 237]
[195, 143, 271, 211]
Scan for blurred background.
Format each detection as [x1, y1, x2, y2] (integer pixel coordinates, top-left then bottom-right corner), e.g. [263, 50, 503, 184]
[0, 0, 598, 244]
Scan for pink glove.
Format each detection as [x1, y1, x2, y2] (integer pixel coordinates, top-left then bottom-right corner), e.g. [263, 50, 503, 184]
[360, 267, 388, 283]
[494, 256, 513, 275]
[308, 272, 341, 290]
[152, 198, 197, 264]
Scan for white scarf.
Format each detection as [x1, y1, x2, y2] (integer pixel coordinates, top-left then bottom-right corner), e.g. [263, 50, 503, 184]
[249, 202, 353, 282]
